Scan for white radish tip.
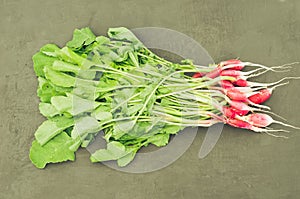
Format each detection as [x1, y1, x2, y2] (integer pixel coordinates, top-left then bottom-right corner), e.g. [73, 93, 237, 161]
[269, 81, 290, 92]
[251, 126, 289, 133]
[273, 120, 300, 130]
[265, 132, 289, 139]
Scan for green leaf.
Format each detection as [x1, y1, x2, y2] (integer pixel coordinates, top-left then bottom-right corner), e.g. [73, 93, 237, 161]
[90, 141, 128, 162]
[77, 69, 96, 80]
[34, 117, 74, 145]
[73, 80, 98, 100]
[37, 78, 56, 102]
[32, 52, 57, 77]
[163, 125, 184, 135]
[80, 133, 95, 148]
[116, 45, 133, 61]
[181, 59, 194, 65]
[50, 116, 74, 128]
[51, 93, 100, 116]
[128, 51, 139, 67]
[40, 44, 60, 57]
[70, 93, 101, 115]
[107, 27, 143, 49]
[117, 149, 137, 167]
[44, 67, 76, 87]
[71, 116, 100, 139]
[111, 88, 136, 113]
[37, 77, 71, 103]
[113, 120, 135, 139]
[67, 27, 96, 50]
[29, 132, 76, 169]
[127, 104, 143, 115]
[52, 60, 80, 75]
[147, 134, 170, 147]
[50, 95, 72, 113]
[56, 47, 86, 65]
[92, 110, 112, 122]
[95, 36, 110, 45]
[39, 103, 59, 118]
[69, 138, 82, 152]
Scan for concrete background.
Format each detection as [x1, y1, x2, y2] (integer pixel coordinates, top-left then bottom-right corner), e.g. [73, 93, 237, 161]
[0, 0, 300, 198]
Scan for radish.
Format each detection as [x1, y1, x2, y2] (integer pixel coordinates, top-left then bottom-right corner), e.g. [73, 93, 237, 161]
[220, 68, 267, 78]
[206, 65, 246, 79]
[226, 95, 271, 111]
[248, 89, 271, 104]
[222, 106, 237, 118]
[220, 59, 245, 70]
[234, 77, 287, 88]
[219, 80, 234, 89]
[225, 118, 290, 137]
[245, 113, 300, 129]
[205, 66, 222, 78]
[222, 61, 298, 72]
[224, 88, 248, 101]
[228, 100, 251, 111]
[222, 106, 249, 118]
[222, 88, 253, 103]
[220, 60, 279, 71]
[226, 118, 252, 129]
[221, 59, 242, 66]
[233, 79, 248, 87]
[192, 72, 204, 78]
[248, 82, 289, 104]
[208, 61, 294, 80]
[220, 70, 242, 77]
[223, 64, 295, 80]
[223, 86, 253, 93]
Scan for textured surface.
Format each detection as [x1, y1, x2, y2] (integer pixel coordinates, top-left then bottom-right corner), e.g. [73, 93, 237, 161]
[1, 0, 300, 198]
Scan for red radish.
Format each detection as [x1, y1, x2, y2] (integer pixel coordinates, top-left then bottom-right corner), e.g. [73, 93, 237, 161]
[222, 106, 237, 118]
[225, 118, 290, 136]
[205, 60, 285, 79]
[221, 59, 242, 66]
[248, 89, 271, 104]
[233, 108, 249, 116]
[230, 65, 244, 71]
[248, 81, 291, 104]
[222, 62, 296, 79]
[246, 113, 273, 127]
[220, 70, 242, 77]
[192, 72, 204, 78]
[224, 88, 248, 101]
[228, 100, 251, 111]
[205, 66, 222, 78]
[225, 93, 271, 111]
[246, 113, 300, 129]
[226, 61, 295, 72]
[221, 59, 244, 70]
[222, 106, 249, 118]
[226, 86, 253, 93]
[223, 66, 283, 79]
[226, 118, 252, 129]
[233, 79, 248, 87]
[219, 80, 234, 89]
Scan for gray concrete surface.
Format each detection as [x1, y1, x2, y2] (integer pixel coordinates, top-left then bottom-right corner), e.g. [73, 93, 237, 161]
[0, 0, 300, 198]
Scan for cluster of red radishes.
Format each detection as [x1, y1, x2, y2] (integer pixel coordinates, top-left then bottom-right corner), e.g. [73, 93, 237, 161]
[193, 59, 299, 136]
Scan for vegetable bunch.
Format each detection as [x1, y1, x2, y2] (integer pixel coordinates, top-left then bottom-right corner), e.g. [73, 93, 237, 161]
[29, 27, 299, 168]
[192, 59, 300, 135]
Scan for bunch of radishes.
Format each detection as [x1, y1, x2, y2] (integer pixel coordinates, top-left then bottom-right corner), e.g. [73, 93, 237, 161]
[193, 59, 300, 137]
